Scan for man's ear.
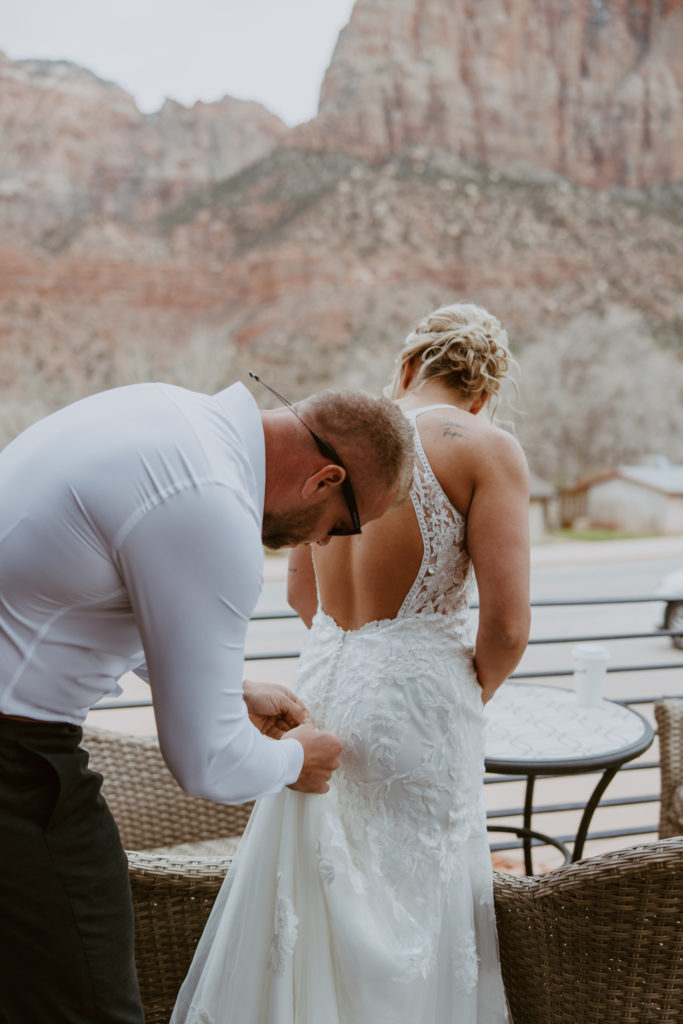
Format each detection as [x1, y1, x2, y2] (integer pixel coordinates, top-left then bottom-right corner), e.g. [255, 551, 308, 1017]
[301, 464, 345, 499]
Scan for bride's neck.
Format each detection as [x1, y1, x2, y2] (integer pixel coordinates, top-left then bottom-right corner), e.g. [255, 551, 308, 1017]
[397, 380, 470, 411]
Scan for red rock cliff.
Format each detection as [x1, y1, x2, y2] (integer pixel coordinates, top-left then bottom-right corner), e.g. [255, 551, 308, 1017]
[291, 0, 683, 187]
[0, 52, 287, 235]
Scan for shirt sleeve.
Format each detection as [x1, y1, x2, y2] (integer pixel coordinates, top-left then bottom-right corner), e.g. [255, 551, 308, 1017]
[114, 483, 304, 803]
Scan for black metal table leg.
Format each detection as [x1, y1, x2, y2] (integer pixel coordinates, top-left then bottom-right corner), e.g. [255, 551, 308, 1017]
[523, 773, 536, 875]
[487, 825, 571, 874]
[571, 766, 619, 861]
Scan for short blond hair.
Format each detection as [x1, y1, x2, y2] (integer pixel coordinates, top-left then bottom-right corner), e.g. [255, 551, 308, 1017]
[299, 389, 414, 506]
[387, 302, 517, 418]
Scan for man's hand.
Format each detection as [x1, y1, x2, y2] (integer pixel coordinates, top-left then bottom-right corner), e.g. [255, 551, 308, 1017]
[243, 680, 312, 739]
[286, 723, 343, 794]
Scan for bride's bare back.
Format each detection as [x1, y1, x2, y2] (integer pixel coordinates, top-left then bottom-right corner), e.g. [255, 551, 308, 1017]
[288, 304, 532, 702]
[314, 401, 484, 629]
[290, 392, 530, 703]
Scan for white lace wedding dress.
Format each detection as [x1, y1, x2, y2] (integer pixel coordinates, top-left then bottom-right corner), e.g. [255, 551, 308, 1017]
[171, 406, 510, 1024]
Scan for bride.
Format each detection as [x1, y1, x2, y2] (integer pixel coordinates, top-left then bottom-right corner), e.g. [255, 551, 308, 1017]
[171, 302, 530, 1024]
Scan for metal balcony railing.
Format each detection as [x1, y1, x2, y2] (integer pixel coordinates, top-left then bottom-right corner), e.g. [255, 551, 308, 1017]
[92, 594, 683, 861]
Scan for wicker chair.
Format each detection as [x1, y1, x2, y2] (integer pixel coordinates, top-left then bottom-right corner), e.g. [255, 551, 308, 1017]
[493, 837, 683, 1024]
[82, 726, 250, 1024]
[654, 698, 683, 839]
[85, 726, 683, 1023]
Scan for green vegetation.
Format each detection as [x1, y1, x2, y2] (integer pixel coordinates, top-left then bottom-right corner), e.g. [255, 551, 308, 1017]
[157, 149, 360, 238]
[548, 528, 651, 542]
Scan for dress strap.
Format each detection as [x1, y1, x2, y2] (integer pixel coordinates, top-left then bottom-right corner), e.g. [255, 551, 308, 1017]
[402, 404, 458, 421]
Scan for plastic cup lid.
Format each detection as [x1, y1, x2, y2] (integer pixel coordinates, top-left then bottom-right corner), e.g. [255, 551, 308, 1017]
[572, 642, 610, 661]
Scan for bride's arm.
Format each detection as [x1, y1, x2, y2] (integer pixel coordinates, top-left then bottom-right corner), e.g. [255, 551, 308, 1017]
[287, 546, 318, 628]
[466, 429, 531, 704]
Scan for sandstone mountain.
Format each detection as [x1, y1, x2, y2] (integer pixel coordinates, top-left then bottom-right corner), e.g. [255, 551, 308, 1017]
[0, 51, 287, 236]
[294, 0, 683, 188]
[1, 0, 682, 482]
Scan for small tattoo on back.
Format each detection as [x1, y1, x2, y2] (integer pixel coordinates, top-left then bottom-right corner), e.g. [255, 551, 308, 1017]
[442, 419, 469, 440]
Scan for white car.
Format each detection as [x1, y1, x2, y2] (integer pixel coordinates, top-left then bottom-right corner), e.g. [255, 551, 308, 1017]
[655, 569, 683, 650]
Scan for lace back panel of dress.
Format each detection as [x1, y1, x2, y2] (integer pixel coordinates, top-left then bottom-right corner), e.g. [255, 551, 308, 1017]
[398, 412, 474, 620]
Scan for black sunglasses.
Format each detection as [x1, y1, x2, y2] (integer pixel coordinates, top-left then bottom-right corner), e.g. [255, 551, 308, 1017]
[249, 371, 362, 536]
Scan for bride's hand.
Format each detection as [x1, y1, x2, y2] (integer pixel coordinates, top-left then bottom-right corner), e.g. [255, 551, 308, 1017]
[243, 679, 313, 739]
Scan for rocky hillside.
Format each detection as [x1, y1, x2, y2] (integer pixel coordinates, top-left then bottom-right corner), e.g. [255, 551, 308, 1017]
[1, 0, 682, 478]
[3, 146, 681, 405]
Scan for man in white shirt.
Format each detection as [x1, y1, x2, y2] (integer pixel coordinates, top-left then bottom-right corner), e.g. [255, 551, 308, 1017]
[0, 376, 414, 1024]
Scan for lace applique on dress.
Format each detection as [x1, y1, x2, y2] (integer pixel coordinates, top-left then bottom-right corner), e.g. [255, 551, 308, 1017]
[316, 838, 336, 886]
[395, 940, 438, 984]
[268, 873, 299, 975]
[453, 932, 480, 993]
[186, 1009, 213, 1024]
[398, 406, 475, 622]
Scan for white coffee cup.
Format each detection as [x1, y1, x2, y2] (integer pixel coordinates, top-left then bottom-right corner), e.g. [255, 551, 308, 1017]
[571, 643, 610, 708]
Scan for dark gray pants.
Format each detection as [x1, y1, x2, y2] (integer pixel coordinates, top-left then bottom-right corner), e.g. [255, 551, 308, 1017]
[0, 717, 144, 1023]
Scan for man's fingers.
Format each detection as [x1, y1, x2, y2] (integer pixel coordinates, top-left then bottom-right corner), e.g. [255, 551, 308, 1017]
[269, 687, 311, 726]
[281, 701, 315, 730]
[286, 724, 343, 793]
[282, 696, 308, 725]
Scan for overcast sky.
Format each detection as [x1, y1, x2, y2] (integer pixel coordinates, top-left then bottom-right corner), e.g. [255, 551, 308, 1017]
[0, 0, 357, 125]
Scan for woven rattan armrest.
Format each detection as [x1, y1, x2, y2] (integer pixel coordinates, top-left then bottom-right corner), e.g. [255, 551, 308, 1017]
[82, 724, 253, 849]
[654, 698, 683, 839]
[493, 837, 683, 1024]
[128, 850, 231, 1024]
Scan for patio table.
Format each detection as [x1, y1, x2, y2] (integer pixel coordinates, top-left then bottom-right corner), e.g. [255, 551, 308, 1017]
[484, 682, 655, 874]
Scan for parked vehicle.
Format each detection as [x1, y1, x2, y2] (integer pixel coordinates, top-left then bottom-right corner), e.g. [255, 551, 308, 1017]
[655, 569, 683, 649]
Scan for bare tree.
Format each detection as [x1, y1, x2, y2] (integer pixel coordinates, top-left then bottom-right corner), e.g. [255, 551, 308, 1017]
[516, 307, 683, 487]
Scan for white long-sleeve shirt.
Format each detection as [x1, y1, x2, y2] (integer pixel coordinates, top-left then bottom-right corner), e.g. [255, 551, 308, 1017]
[0, 381, 303, 803]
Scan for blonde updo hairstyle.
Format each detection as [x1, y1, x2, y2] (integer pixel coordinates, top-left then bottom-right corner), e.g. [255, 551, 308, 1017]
[387, 302, 517, 419]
